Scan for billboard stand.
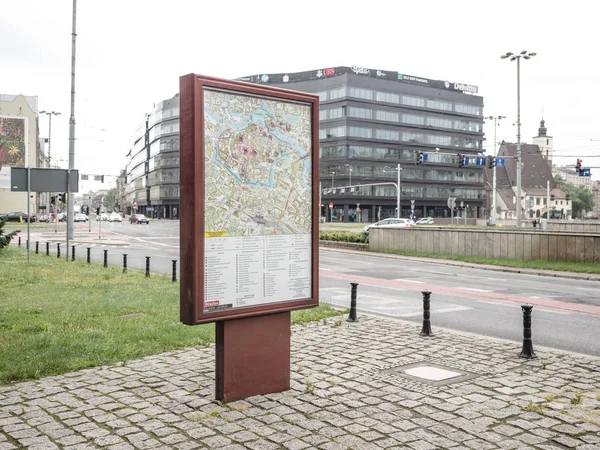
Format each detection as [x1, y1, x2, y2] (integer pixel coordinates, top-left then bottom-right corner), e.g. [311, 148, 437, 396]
[216, 312, 290, 402]
[179, 74, 320, 402]
[27, 168, 31, 262]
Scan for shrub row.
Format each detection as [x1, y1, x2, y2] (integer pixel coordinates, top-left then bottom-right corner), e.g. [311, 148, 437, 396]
[319, 231, 368, 243]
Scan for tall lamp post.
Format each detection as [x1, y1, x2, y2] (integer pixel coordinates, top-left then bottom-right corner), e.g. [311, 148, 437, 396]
[331, 171, 335, 189]
[501, 50, 536, 227]
[485, 115, 505, 224]
[40, 110, 61, 216]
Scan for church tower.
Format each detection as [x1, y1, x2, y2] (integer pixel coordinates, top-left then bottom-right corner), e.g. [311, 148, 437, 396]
[533, 119, 554, 167]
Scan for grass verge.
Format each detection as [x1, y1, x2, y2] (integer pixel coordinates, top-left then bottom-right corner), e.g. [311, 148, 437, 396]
[375, 249, 600, 274]
[0, 247, 343, 384]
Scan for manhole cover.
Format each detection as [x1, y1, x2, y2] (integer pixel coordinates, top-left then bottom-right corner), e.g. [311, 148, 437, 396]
[381, 361, 479, 386]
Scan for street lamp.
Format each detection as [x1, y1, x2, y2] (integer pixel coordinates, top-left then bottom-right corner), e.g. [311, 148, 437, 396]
[485, 115, 505, 224]
[501, 50, 536, 227]
[383, 163, 402, 218]
[344, 164, 353, 186]
[331, 171, 335, 189]
[40, 110, 61, 218]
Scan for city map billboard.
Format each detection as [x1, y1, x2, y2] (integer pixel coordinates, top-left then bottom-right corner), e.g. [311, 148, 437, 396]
[179, 74, 320, 325]
[0, 116, 28, 190]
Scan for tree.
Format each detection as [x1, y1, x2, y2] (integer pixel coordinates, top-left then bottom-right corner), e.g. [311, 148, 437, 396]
[0, 217, 19, 250]
[554, 175, 595, 218]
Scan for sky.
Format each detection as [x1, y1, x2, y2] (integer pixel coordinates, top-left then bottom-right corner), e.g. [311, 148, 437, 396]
[2, 0, 599, 179]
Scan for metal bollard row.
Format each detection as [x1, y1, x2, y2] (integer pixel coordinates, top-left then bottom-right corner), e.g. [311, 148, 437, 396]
[420, 290, 433, 336]
[347, 282, 359, 322]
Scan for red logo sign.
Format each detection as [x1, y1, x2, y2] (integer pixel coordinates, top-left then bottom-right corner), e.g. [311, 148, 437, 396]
[329, 202, 333, 210]
[324, 68, 335, 77]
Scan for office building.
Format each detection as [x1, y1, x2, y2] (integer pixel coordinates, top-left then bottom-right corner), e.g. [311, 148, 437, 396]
[240, 66, 485, 221]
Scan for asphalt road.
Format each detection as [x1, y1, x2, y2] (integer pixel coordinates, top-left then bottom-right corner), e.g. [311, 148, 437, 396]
[15, 219, 600, 356]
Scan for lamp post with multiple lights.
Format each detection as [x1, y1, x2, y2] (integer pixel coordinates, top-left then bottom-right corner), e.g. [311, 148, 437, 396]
[40, 110, 61, 217]
[485, 115, 505, 225]
[501, 50, 536, 227]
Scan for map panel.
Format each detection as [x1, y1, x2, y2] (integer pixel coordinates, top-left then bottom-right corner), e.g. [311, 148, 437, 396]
[202, 88, 313, 312]
[204, 89, 312, 236]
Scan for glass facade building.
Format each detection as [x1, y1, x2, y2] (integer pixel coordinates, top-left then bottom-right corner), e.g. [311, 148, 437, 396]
[123, 95, 180, 219]
[240, 66, 485, 222]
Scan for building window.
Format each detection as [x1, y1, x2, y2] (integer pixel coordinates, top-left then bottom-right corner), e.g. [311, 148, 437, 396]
[402, 95, 425, 108]
[536, 198, 540, 205]
[347, 107, 372, 119]
[402, 132, 424, 143]
[375, 110, 399, 122]
[316, 91, 327, 102]
[348, 126, 372, 138]
[375, 91, 400, 104]
[81, 174, 88, 180]
[427, 117, 453, 129]
[322, 107, 344, 120]
[375, 129, 399, 141]
[455, 120, 481, 132]
[348, 87, 373, 100]
[328, 87, 346, 100]
[455, 103, 481, 116]
[402, 114, 425, 126]
[327, 126, 346, 138]
[428, 134, 452, 146]
[426, 98, 453, 111]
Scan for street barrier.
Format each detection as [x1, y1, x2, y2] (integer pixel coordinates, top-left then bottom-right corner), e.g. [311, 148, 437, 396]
[86, 247, 91, 264]
[71, 245, 76, 262]
[172, 259, 177, 282]
[347, 282, 359, 322]
[103, 250, 108, 268]
[145, 256, 151, 278]
[57, 243, 61, 259]
[420, 290, 433, 336]
[123, 254, 127, 273]
[46, 242, 49, 256]
[35, 241, 39, 254]
[519, 304, 537, 358]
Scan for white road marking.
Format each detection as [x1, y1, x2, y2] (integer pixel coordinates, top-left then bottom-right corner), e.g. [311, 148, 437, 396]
[576, 287, 600, 291]
[320, 267, 332, 271]
[321, 256, 375, 265]
[396, 306, 471, 317]
[394, 279, 425, 283]
[459, 288, 492, 293]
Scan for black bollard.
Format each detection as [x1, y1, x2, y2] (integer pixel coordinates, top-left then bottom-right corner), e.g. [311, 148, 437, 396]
[46, 242, 50, 256]
[35, 241, 39, 254]
[72, 245, 76, 262]
[145, 256, 151, 277]
[87, 247, 91, 264]
[519, 304, 537, 358]
[123, 254, 128, 273]
[347, 282, 359, 322]
[26, 240, 29, 250]
[57, 243, 61, 259]
[103, 250, 108, 268]
[18, 236, 21, 247]
[419, 290, 434, 336]
[172, 260, 177, 282]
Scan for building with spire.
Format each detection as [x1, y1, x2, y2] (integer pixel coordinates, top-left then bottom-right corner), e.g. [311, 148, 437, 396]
[532, 119, 553, 167]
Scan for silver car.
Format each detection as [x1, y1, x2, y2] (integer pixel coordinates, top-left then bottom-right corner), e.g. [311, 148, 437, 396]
[364, 218, 414, 231]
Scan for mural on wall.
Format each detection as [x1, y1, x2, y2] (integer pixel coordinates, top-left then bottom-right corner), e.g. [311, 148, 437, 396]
[0, 116, 26, 167]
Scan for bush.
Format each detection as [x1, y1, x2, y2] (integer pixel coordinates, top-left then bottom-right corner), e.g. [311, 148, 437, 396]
[319, 231, 368, 244]
[0, 218, 19, 250]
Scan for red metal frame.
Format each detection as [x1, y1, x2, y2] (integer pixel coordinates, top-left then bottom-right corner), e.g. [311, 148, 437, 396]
[179, 74, 320, 325]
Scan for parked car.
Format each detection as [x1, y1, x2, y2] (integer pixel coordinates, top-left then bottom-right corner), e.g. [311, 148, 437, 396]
[74, 213, 88, 222]
[5, 212, 36, 222]
[416, 217, 435, 225]
[129, 214, 150, 224]
[96, 213, 109, 222]
[109, 212, 122, 222]
[364, 218, 414, 231]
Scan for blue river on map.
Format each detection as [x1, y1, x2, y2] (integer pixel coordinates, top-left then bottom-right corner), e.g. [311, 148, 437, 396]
[204, 98, 311, 192]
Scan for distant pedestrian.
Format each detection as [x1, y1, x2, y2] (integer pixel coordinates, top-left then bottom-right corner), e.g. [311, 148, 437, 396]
[532, 219, 537, 228]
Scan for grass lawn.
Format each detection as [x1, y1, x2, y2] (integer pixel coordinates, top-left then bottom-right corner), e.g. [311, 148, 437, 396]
[0, 247, 345, 384]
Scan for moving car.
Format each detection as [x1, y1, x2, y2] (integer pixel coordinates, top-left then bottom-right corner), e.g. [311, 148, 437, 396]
[129, 214, 150, 224]
[5, 212, 36, 222]
[109, 212, 122, 222]
[416, 217, 435, 225]
[363, 218, 414, 231]
[96, 213, 109, 222]
[74, 213, 88, 222]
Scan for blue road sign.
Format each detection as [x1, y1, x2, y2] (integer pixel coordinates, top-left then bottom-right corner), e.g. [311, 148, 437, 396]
[496, 158, 505, 168]
[580, 168, 591, 177]
[422, 153, 428, 162]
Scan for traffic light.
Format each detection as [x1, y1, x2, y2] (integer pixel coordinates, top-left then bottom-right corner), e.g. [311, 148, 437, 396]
[50, 195, 56, 205]
[417, 152, 424, 164]
[487, 156, 495, 169]
[457, 153, 465, 168]
[576, 159, 582, 172]
[96, 207, 101, 215]
[550, 194, 555, 201]
[59, 193, 66, 203]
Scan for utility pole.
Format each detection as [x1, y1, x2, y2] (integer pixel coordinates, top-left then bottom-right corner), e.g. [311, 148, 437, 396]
[485, 115, 505, 225]
[67, 0, 78, 257]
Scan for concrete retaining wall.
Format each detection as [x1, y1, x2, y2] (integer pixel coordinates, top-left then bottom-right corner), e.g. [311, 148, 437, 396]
[369, 227, 600, 263]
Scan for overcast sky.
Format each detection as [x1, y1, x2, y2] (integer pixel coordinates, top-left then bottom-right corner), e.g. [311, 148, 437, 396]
[2, 0, 599, 178]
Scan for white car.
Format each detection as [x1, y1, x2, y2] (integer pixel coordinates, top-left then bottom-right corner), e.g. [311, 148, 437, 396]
[416, 217, 435, 225]
[74, 213, 88, 222]
[96, 213, 109, 221]
[109, 213, 122, 222]
[364, 218, 414, 231]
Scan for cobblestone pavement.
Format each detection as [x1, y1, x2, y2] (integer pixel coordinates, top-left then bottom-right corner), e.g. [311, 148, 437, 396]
[1, 315, 600, 449]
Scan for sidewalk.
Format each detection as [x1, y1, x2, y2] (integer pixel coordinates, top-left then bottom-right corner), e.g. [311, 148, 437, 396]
[1, 315, 599, 449]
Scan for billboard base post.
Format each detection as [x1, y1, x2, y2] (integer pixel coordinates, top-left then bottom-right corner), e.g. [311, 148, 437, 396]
[215, 311, 290, 403]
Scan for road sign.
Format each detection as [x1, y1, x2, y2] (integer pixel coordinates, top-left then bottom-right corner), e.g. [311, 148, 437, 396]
[329, 202, 333, 210]
[447, 197, 456, 209]
[580, 168, 591, 177]
[411, 199, 415, 205]
[496, 158, 505, 168]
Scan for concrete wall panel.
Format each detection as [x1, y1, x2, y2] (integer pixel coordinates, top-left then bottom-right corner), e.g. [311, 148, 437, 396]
[584, 236, 594, 263]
